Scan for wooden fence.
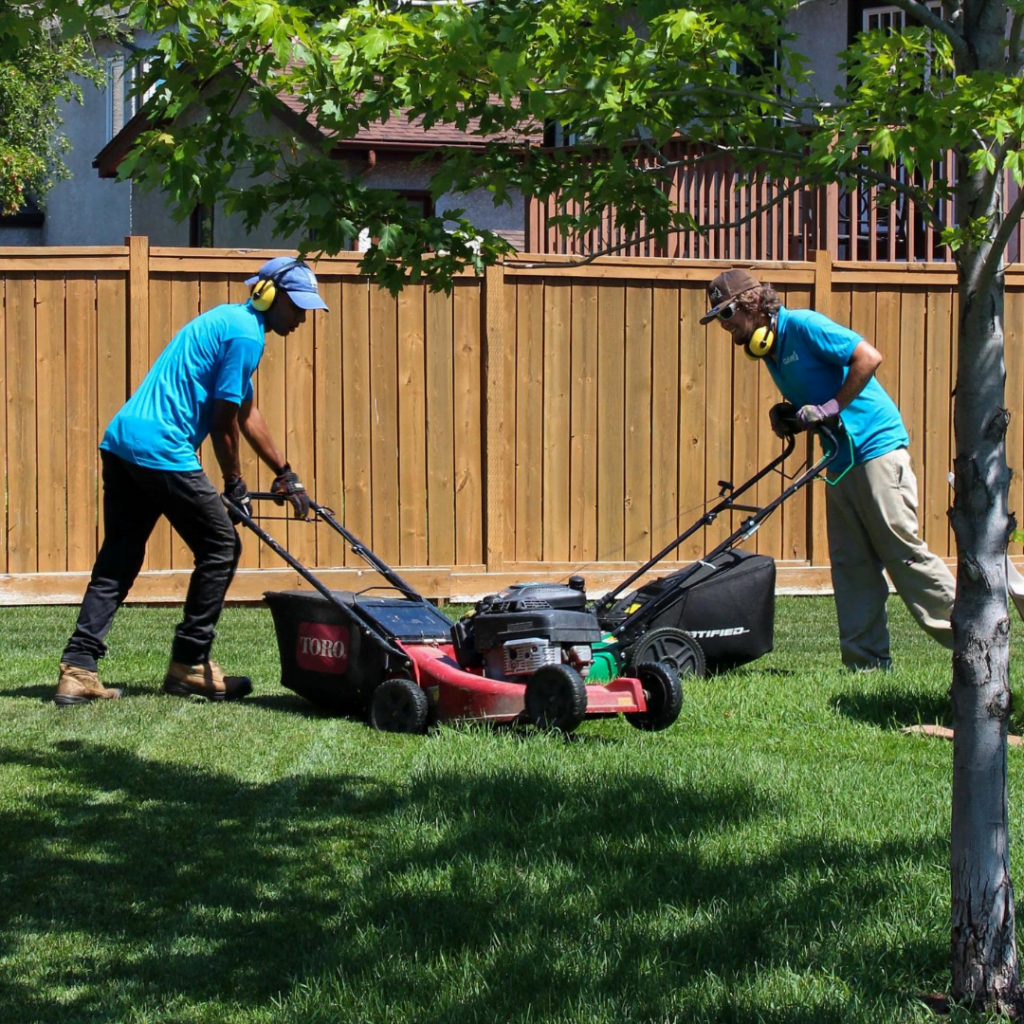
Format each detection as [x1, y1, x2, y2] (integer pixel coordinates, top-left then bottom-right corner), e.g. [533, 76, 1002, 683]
[1, 240, 1021, 603]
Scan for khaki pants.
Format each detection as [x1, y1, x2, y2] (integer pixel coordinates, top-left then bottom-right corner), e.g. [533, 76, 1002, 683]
[825, 446, 955, 670]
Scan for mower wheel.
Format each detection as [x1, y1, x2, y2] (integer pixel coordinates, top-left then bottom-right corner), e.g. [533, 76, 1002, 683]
[629, 627, 705, 680]
[369, 678, 429, 734]
[626, 661, 683, 732]
[525, 664, 588, 733]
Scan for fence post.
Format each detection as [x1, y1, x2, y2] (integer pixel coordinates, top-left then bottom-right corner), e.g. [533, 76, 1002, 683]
[808, 249, 834, 567]
[484, 264, 508, 572]
[126, 235, 149, 392]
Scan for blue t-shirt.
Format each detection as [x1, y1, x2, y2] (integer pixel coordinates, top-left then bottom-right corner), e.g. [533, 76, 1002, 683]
[764, 306, 909, 474]
[101, 303, 266, 471]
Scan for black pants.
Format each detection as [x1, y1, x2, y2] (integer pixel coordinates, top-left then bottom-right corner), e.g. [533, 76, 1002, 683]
[61, 451, 242, 672]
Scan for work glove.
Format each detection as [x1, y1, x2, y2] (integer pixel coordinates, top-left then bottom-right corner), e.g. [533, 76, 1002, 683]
[797, 398, 841, 428]
[222, 476, 252, 524]
[769, 401, 802, 438]
[271, 463, 311, 520]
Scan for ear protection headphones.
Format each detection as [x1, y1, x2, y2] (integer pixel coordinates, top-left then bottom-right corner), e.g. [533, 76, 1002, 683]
[250, 259, 304, 312]
[745, 314, 778, 361]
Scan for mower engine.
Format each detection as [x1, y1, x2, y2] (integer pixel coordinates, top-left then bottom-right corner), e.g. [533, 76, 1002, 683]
[451, 577, 602, 682]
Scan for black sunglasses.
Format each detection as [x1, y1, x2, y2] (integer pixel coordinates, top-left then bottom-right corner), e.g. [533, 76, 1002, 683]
[716, 302, 738, 321]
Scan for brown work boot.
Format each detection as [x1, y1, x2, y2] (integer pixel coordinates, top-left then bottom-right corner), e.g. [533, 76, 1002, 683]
[163, 660, 252, 702]
[54, 663, 123, 707]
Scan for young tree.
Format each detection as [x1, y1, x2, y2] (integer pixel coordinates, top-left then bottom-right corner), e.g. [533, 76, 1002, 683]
[108, 0, 1024, 1011]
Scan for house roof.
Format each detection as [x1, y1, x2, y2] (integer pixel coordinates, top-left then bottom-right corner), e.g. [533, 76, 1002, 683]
[94, 69, 533, 177]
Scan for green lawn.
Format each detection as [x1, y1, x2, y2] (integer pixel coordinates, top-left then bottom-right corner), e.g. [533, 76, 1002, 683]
[1, 597, 1022, 1023]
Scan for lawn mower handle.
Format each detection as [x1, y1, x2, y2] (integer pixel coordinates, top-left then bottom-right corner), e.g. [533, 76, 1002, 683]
[593, 421, 840, 618]
[226, 492, 425, 605]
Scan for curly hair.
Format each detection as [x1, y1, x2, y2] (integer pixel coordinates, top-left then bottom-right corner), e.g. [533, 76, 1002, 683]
[734, 284, 781, 318]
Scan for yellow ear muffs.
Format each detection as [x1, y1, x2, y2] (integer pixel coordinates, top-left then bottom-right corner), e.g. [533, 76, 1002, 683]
[250, 277, 277, 312]
[745, 325, 775, 360]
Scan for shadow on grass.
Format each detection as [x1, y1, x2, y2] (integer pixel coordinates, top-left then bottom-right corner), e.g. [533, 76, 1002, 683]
[832, 687, 951, 730]
[2, 685, 56, 701]
[0, 740, 947, 1023]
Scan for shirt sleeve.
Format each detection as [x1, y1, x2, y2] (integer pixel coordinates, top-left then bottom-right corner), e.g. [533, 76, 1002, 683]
[213, 337, 262, 405]
[796, 310, 863, 366]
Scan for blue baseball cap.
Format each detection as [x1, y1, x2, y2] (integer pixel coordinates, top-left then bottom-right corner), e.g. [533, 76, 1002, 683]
[245, 256, 329, 311]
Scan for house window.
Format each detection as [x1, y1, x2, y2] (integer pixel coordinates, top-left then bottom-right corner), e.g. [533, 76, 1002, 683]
[189, 204, 215, 247]
[354, 191, 434, 251]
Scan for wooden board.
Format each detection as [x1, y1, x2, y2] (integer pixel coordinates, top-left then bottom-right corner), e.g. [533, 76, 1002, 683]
[454, 281, 484, 566]
[397, 285, 428, 566]
[369, 285, 400, 564]
[426, 287, 456, 564]
[341, 278, 372, 566]
[569, 282, 599, 561]
[650, 286, 680, 554]
[542, 280, 571, 562]
[6, 276, 38, 573]
[35, 274, 68, 572]
[623, 284, 653, 561]
[514, 280, 544, 561]
[596, 284, 626, 560]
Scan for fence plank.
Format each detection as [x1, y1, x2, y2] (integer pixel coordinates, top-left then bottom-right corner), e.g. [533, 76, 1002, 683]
[651, 286, 680, 554]
[624, 284, 652, 560]
[315, 279, 346, 568]
[426, 288, 456, 565]
[36, 274, 68, 572]
[6, 277, 37, 572]
[570, 282, 599, 561]
[543, 281, 571, 562]
[342, 278, 372, 564]
[597, 284, 625, 560]
[454, 282, 484, 566]
[397, 286, 428, 566]
[369, 285, 400, 564]
[515, 280, 544, 561]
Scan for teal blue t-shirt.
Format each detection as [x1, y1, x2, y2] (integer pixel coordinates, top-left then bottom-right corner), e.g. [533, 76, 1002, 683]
[101, 303, 266, 471]
[764, 306, 909, 475]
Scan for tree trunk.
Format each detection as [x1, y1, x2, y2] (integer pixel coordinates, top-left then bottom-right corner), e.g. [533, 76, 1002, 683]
[949, 169, 1023, 1013]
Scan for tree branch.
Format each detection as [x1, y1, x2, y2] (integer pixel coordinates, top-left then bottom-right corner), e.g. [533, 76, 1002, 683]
[1009, 11, 1023, 68]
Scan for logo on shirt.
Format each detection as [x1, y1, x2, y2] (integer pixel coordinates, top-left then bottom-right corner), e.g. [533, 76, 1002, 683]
[782, 351, 799, 365]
